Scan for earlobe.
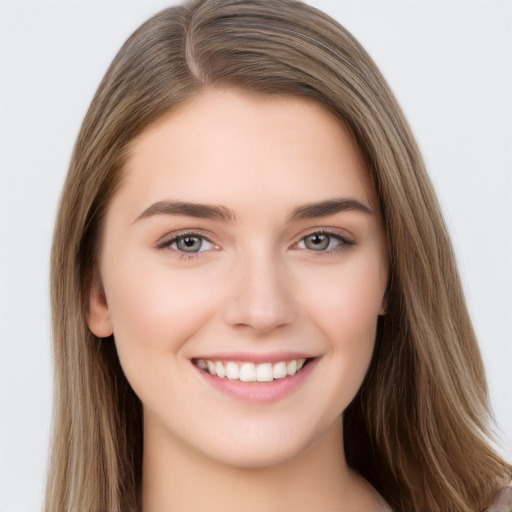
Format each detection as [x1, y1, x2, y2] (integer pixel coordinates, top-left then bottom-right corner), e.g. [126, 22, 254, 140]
[87, 273, 113, 338]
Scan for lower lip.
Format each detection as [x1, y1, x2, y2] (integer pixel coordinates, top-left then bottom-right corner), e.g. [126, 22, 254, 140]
[194, 359, 317, 404]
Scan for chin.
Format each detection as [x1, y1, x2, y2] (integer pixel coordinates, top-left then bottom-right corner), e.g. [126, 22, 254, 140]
[192, 416, 338, 470]
[204, 440, 312, 470]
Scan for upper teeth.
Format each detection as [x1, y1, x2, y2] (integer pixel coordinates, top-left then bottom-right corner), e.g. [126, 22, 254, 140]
[195, 358, 307, 382]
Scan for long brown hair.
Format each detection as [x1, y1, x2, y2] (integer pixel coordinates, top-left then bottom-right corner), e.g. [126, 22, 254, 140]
[46, 0, 511, 510]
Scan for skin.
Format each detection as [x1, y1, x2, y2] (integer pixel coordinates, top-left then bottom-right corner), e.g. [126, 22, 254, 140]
[89, 88, 389, 511]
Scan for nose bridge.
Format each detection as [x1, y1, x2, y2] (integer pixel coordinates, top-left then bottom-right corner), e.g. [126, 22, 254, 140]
[223, 243, 296, 333]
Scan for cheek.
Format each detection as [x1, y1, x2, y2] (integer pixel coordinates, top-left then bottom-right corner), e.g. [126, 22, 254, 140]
[301, 253, 386, 344]
[297, 253, 385, 404]
[101, 255, 220, 364]
[101, 259, 224, 416]
[321, 276, 380, 376]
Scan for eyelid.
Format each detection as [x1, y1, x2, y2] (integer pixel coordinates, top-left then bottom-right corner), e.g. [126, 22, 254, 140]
[155, 229, 218, 252]
[291, 228, 355, 251]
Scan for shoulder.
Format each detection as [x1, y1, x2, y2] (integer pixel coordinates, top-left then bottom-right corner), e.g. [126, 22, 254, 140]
[487, 481, 512, 512]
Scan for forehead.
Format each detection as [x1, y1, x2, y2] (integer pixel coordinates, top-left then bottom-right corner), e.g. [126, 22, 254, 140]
[118, 87, 375, 216]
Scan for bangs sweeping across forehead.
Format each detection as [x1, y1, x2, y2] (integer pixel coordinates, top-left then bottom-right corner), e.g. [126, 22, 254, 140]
[47, 1, 511, 511]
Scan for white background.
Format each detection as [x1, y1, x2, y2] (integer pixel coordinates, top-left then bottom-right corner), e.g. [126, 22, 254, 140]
[1, 1, 511, 510]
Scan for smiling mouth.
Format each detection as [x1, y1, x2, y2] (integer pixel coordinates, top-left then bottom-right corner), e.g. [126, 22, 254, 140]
[193, 358, 311, 383]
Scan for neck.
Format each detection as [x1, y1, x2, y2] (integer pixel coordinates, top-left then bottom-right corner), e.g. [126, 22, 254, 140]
[142, 416, 378, 512]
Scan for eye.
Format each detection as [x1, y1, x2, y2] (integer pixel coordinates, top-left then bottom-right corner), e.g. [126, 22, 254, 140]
[157, 233, 217, 254]
[296, 231, 352, 252]
[174, 235, 207, 253]
[303, 233, 331, 251]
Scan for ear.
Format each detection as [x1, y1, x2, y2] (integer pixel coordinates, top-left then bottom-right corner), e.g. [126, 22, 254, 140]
[87, 272, 113, 337]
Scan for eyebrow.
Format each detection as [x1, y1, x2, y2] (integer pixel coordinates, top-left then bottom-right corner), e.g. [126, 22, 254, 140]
[287, 198, 373, 221]
[134, 197, 373, 224]
[135, 200, 236, 223]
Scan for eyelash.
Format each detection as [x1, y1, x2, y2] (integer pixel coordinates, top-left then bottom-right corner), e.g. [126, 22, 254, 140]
[293, 229, 355, 255]
[155, 229, 354, 260]
[155, 231, 218, 260]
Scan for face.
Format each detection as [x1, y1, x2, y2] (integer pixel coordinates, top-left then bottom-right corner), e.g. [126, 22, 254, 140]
[89, 88, 388, 468]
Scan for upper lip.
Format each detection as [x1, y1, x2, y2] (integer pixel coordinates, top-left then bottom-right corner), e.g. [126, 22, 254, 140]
[192, 352, 317, 364]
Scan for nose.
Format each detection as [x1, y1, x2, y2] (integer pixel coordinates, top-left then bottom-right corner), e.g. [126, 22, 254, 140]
[222, 248, 297, 334]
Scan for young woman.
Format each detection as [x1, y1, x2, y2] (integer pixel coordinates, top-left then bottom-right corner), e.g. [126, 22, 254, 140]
[45, 0, 511, 510]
